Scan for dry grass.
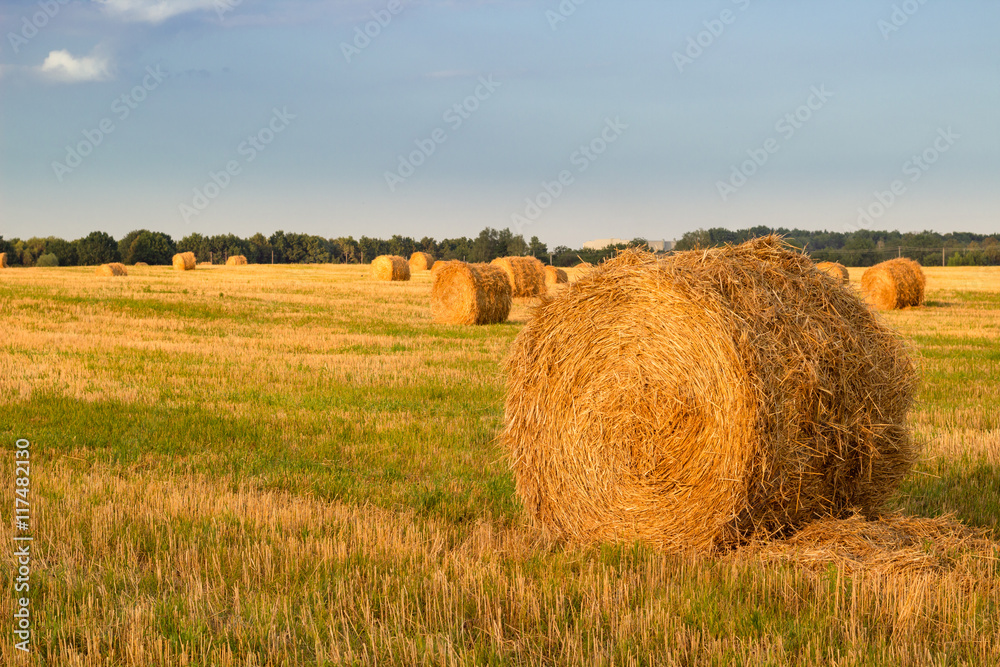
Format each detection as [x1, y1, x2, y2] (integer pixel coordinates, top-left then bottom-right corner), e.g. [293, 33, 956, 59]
[431, 261, 511, 325]
[371, 255, 411, 281]
[172, 252, 196, 271]
[1, 262, 999, 665]
[862, 258, 926, 310]
[503, 238, 918, 552]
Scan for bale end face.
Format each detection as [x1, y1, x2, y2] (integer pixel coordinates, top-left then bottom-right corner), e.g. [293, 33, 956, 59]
[432, 261, 511, 325]
[409, 252, 435, 271]
[861, 258, 925, 310]
[173, 252, 196, 271]
[544, 266, 569, 286]
[502, 237, 918, 552]
[95, 263, 128, 277]
[816, 261, 849, 283]
[0, 252, 8, 269]
[371, 255, 411, 281]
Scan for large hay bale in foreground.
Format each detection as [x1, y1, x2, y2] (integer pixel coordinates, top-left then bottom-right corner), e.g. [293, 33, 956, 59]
[544, 266, 569, 286]
[816, 261, 849, 283]
[861, 258, 925, 310]
[409, 252, 435, 272]
[95, 263, 128, 277]
[172, 252, 196, 271]
[432, 262, 512, 325]
[502, 237, 918, 553]
[371, 255, 411, 281]
[490, 256, 546, 297]
[226, 255, 248, 266]
[0, 253, 7, 269]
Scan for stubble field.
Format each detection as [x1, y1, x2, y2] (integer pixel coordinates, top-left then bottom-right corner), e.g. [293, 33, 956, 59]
[1, 263, 999, 666]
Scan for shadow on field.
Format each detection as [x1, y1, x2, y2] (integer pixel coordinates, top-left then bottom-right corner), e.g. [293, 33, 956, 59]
[897, 461, 1000, 534]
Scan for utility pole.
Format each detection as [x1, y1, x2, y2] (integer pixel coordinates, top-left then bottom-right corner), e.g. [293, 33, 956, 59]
[271, 249, 274, 265]
[898, 246, 901, 258]
[942, 247, 946, 267]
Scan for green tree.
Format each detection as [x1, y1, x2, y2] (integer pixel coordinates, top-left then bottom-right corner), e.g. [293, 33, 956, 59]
[45, 237, 78, 266]
[73, 231, 120, 265]
[127, 231, 176, 265]
[35, 253, 59, 267]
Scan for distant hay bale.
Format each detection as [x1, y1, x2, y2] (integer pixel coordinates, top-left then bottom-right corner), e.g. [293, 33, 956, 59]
[172, 252, 196, 271]
[574, 262, 593, 270]
[95, 263, 128, 277]
[502, 236, 918, 553]
[816, 261, 849, 283]
[134, 262, 148, 267]
[409, 252, 435, 271]
[861, 258, 926, 310]
[0, 253, 7, 269]
[490, 256, 546, 297]
[198, 261, 212, 266]
[371, 255, 411, 281]
[226, 255, 248, 266]
[432, 262, 511, 325]
[544, 266, 569, 286]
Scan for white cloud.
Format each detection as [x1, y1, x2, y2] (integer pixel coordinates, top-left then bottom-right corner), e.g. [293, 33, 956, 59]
[40, 50, 113, 82]
[95, 0, 223, 23]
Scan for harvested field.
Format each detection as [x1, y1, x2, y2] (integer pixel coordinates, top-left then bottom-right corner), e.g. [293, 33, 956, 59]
[1, 263, 998, 665]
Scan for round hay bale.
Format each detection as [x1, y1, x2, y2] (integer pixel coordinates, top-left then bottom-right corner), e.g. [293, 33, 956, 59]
[371, 255, 411, 281]
[0, 253, 8, 269]
[816, 261, 849, 283]
[861, 258, 925, 310]
[432, 262, 512, 325]
[409, 252, 435, 272]
[502, 236, 918, 553]
[490, 256, 546, 297]
[544, 265, 569, 286]
[172, 252, 196, 271]
[226, 255, 248, 266]
[95, 263, 128, 277]
[134, 262, 149, 267]
[574, 262, 593, 270]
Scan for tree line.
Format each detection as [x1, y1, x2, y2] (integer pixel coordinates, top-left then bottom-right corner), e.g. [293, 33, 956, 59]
[0, 228, 639, 268]
[3, 226, 997, 268]
[676, 227, 1000, 266]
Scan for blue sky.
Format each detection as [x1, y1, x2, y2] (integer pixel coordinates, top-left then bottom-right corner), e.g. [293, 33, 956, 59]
[1, 0, 997, 248]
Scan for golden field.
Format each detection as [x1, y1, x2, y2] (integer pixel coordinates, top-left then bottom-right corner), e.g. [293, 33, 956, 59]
[1, 263, 999, 666]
